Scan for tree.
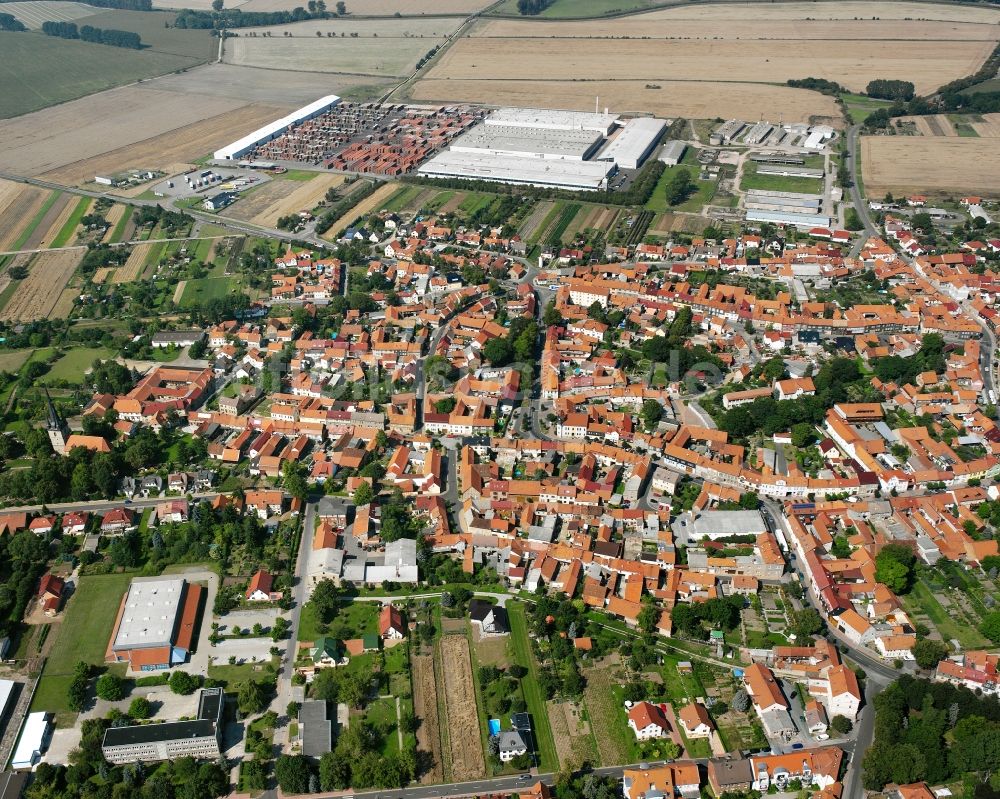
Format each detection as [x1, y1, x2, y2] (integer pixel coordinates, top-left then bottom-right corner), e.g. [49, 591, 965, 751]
[282, 459, 309, 501]
[320, 751, 352, 790]
[482, 336, 513, 366]
[95, 673, 125, 701]
[310, 578, 341, 623]
[237, 680, 268, 716]
[663, 168, 694, 206]
[875, 543, 916, 594]
[788, 608, 824, 640]
[791, 422, 816, 448]
[128, 696, 151, 719]
[169, 670, 199, 695]
[980, 611, 1000, 644]
[275, 755, 313, 794]
[731, 689, 750, 713]
[335, 0, 346, 12]
[241, 760, 266, 792]
[637, 602, 659, 634]
[542, 301, 563, 327]
[352, 481, 374, 506]
[641, 399, 663, 432]
[911, 638, 947, 669]
[830, 714, 853, 735]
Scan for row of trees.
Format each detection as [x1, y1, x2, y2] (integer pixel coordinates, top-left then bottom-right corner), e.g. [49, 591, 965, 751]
[40, 21, 142, 48]
[516, 0, 555, 14]
[174, 2, 345, 30]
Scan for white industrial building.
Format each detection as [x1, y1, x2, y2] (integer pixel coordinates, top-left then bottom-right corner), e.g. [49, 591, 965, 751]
[484, 107, 618, 136]
[450, 124, 605, 161]
[745, 189, 830, 228]
[213, 95, 341, 161]
[658, 140, 687, 166]
[596, 117, 667, 169]
[418, 150, 613, 191]
[12, 711, 52, 770]
[418, 107, 667, 192]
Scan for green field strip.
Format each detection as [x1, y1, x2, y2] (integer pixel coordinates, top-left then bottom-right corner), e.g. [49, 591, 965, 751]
[49, 197, 91, 249]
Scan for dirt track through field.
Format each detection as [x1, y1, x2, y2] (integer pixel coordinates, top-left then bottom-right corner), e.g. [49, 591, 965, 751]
[412, 654, 444, 784]
[0, 250, 83, 321]
[440, 636, 485, 781]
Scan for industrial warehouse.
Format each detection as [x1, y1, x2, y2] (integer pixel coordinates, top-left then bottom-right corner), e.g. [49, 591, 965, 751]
[418, 107, 667, 191]
[106, 577, 204, 671]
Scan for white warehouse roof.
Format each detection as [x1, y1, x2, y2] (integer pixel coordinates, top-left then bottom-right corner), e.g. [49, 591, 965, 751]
[746, 209, 832, 229]
[214, 94, 341, 160]
[12, 712, 50, 770]
[419, 150, 612, 191]
[113, 577, 187, 651]
[451, 123, 604, 161]
[485, 107, 618, 136]
[596, 117, 667, 168]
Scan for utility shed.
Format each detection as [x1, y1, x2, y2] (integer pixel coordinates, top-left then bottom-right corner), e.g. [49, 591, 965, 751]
[658, 140, 687, 166]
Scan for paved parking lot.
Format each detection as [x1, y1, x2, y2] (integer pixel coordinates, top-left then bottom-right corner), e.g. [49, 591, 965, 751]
[218, 607, 282, 633]
[210, 635, 286, 666]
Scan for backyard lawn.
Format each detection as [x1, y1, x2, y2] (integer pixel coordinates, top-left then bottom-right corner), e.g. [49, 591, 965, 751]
[30, 573, 132, 725]
[42, 347, 116, 384]
[507, 602, 559, 771]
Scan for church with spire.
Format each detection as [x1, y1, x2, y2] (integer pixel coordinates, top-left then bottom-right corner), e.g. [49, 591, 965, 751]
[45, 390, 69, 456]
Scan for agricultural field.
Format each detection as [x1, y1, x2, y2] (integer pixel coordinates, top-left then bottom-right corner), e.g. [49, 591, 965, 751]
[0, 186, 51, 252]
[440, 634, 485, 781]
[409, 80, 839, 126]
[412, 653, 444, 783]
[861, 136, 1000, 196]
[424, 34, 989, 97]
[491, 0, 659, 17]
[0, 1, 98, 28]
[581, 658, 633, 767]
[225, 18, 458, 76]
[0, 250, 83, 322]
[972, 113, 1000, 137]
[231, 0, 490, 11]
[321, 182, 400, 240]
[0, 82, 290, 182]
[0, 11, 215, 119]
[841, 93, 896, 125]
[410, 3, 998, 120]
[646, 148, 720, 214]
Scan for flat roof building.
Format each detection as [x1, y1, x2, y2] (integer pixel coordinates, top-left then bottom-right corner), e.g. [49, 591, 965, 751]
[596, 117, 667, 169]
[484, 107, 618, 136]
[658, 140, 687, 166]
[11, 712, 51, 770]
[451, 123, 604, 161]
[102, 688, 223, 764]
[108, 577, 204, 671]
[299, 700, 334, 758]
[214, 95, 341, 160]
[690, 510, 768, 540]
[418, 151, 613, 192]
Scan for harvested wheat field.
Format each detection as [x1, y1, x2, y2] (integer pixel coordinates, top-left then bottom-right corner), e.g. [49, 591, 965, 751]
[0, 187, 48, 251]
[0, 82, 291, 182]
[412, 654, 444, 784]
[972, 113, 1000, 138]
[51, 288, 78, 318]
[322, 182, 400, 240]
[0, 250, 83, 321]
[904, 114, 957, 137]
[251, 174, 344, 228]
[112, 244, 152, 285]
[862, 136, 1000, 196]
[221, 180, 296, 224]
[409, 79, 840, 126]
[426, 35, 990, 96]
[518, 200, 554, 240]
[0, 179, 25, 219]
[440, 635, 485, 781]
